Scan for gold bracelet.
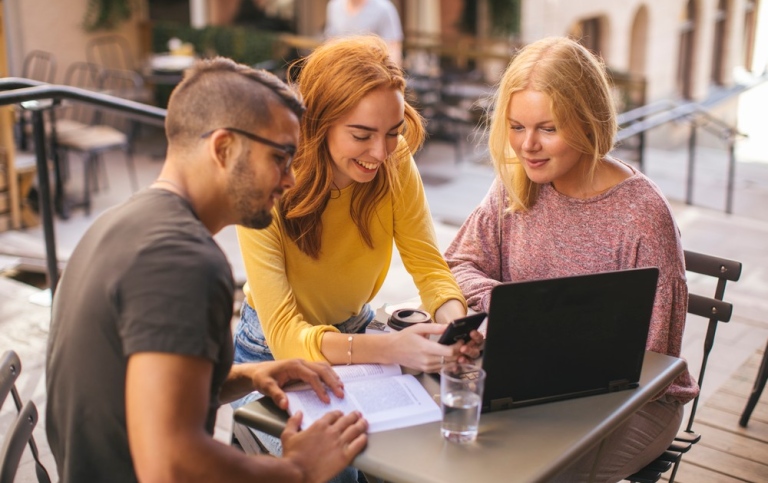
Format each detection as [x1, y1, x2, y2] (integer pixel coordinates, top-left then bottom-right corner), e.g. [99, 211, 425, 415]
[346, 335, 354, 365]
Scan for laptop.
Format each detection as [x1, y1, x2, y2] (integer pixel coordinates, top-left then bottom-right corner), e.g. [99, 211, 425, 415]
[480, 267, 659, 413]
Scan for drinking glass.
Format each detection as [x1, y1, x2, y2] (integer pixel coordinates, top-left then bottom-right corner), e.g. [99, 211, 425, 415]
[440, 363, 485, 443]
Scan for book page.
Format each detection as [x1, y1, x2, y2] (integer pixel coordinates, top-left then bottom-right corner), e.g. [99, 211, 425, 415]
[332, 363, 402, 381]
[286, 374, 441, 433]
[284, 363, 402, 392]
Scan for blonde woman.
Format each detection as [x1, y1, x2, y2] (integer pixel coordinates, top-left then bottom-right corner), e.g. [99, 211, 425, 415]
[444, 37, 698, 482]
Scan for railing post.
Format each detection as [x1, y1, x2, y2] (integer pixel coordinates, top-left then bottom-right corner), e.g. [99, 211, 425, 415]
[30, 108, 59, 294]
[726, 138, 736, 214]
[686, 122, 697, 205]
[48, 104, 68, 219]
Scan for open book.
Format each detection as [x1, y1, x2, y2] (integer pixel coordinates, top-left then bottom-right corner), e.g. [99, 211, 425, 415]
[285, 364, 441, 433]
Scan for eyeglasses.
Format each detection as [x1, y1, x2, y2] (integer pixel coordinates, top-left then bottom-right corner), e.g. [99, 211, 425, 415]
[201, 127, 296, 173]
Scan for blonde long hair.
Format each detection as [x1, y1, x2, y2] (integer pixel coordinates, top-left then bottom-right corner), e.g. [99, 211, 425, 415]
[280, 35, 425, 259]
[488, 37, 617, 211]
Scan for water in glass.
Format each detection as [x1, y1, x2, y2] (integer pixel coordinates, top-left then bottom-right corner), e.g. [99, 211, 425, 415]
[441, 390, 481, 443]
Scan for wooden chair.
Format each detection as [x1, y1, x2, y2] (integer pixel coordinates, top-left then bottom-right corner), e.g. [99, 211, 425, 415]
[0, 350, 52, 483]
[625, 250, 742, 483]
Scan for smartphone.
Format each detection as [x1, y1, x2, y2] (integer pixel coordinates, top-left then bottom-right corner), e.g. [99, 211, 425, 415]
[437, 312, 487, 345]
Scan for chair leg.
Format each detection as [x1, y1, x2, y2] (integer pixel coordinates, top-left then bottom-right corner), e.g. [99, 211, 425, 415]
[95, 154, 109, 192]
[83, 153, 96, 216]
[19, 114, 29, 151]
[125, 151, 139, 192]
[740, 339, 768, 427]
[667, 457, 682, 483]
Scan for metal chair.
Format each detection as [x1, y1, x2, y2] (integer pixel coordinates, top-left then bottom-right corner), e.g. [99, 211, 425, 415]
[86, 34, 152, 104]
[96, 67, 145, 187]
[18, 50, 57, 150]
[410, 73, 480, 164]
[0, 350, 52, 483]
[55, 62, 140, 215]
[739, 338, 768, 427]
[626, 250, 742, 483]
[21, 50, 57, 83]
[86, 34, 136, 72]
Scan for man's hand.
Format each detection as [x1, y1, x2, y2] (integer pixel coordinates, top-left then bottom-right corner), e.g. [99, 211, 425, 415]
[282, 410, 368, 483]
[223, 359, 344, 408]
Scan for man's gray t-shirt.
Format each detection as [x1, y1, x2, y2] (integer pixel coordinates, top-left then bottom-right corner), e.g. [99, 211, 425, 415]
[46, 189, 234, 483]
[324, 0, 403, 42]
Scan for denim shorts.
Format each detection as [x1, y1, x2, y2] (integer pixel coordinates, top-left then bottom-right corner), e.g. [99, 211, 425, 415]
[231, 301, 375, 412]
[233, 301, 375, 365]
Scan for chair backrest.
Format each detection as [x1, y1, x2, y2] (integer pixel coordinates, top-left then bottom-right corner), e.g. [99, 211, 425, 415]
[0, 351, 21, 411]
[0, 351, 51, 483]
[98, 68, 146, 133]
[0, 401, 39, 483]
[21, 50, 57, 83]
[61, 61, 104, 125]
[86, 34, 135, 72]
[682, 250, 742, 433]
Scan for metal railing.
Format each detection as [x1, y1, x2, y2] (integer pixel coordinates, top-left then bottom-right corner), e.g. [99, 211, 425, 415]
[0, 78, 166, 294]
[615, 73, 768, 214]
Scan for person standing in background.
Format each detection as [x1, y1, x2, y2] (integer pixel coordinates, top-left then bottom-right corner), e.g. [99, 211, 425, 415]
[324, 0, 404, 66]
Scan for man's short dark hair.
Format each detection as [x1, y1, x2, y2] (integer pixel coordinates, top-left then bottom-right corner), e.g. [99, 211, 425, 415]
[165, 57, 305, 144]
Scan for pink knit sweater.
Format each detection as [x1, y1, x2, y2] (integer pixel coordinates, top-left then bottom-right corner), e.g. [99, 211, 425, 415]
[444, 171, 699, 404]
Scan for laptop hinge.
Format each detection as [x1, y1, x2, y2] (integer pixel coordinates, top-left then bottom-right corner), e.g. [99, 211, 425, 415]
[490, 398, 515, 411]
[608, 379, 630, 392]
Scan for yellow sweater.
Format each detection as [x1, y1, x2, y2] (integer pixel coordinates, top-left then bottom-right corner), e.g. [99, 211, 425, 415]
[237, 154, 465, 361]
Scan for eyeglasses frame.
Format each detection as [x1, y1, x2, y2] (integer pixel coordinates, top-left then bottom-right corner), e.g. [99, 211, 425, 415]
[201, 127, 296, 173]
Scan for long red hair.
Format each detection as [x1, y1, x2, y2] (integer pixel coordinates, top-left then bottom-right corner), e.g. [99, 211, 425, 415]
[281, 35, 425, 258]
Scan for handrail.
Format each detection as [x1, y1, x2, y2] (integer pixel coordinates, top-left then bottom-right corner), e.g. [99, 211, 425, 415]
[0, 78, 168, 294]
[616, 100, 746, 142]
[614, 72, 768, 214]
[0, 78, 167, 125]
[616, 99, 676, 127]
[617, 73, 767, 141]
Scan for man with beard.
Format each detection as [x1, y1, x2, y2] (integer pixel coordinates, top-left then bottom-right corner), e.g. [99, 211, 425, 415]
[45, 57, 368, 483]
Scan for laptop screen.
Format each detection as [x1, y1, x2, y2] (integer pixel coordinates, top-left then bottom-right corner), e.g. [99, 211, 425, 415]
[481, 267, 659, 412]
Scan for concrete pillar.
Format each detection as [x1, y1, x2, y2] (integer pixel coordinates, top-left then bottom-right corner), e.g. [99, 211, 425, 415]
[190, 0, 207, 28]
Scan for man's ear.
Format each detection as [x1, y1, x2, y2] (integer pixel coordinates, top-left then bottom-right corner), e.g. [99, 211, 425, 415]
[208, 129, 236, 169]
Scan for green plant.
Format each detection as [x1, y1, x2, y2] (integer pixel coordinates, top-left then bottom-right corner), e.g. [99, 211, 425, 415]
[83, 0, 136, 32]
[459, 0, 521, 37]
[152, 22, 279, 67]
[488, 0, 521, 37]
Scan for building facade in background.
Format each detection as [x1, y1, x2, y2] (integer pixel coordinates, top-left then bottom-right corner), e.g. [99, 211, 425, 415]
[1, 0, 765, 148]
